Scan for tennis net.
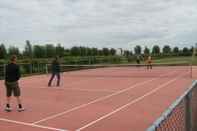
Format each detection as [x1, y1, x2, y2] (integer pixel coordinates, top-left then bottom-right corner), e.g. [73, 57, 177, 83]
[46, 62, 192, 78]
[0, 63, 47, 80]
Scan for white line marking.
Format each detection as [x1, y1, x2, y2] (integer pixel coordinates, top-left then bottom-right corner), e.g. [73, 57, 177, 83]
[62, 88, 116, 93]
[76, 72, 188, 131]
[0, 118, 67, 131]
[32, 71, 177, 124]
[38, 87, 116, 93]
[33, 79, 155, 124]
[34, 70, 183, 125]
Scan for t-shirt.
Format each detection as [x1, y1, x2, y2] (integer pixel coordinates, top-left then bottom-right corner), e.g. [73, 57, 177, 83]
[5, 63, 21, 82]
[51, 60, 60, 73]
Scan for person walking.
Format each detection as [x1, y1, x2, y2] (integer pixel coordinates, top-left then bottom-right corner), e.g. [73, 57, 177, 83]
[48, 56, 61, 87]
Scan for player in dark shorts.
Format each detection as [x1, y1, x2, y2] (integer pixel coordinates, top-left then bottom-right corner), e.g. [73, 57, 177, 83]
[5, 55, 25, 112]
[147, 56, 152, 69]
[48, 56, 61, 87]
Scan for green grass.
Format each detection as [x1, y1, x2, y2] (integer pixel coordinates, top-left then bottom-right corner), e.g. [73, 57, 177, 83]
[153, 56, 196, 65]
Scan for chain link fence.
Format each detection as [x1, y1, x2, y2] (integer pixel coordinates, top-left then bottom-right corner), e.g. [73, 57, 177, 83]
[147, 80, 197, 131]
[0, 63, 47, 80]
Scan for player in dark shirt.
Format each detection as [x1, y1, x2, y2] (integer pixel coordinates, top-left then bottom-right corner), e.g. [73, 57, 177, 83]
[48, 56, 61, 87]
[5, 55, 25, 112]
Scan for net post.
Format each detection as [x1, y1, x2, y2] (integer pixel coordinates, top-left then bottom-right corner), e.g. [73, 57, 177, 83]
[190, 64, 193, 78]
[30, 63, 32, 74]
[185, 91, 192, 131]
[45, 64, 48, 74]
[191, 43, 197, 78]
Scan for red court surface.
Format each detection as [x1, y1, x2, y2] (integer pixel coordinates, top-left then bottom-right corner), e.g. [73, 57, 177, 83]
[0, 66, 196, 131]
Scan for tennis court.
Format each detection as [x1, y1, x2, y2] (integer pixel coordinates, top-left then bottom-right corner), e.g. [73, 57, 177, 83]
[0, 64, 196, 131]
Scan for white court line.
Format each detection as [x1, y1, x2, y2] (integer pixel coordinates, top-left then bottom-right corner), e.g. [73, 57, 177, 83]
[38, 87, 116, 93]
[76, 72, 188, 131]
[32, 71, 177, 124]
[33, 79, 155, 124]
[61, 72, 104, 87]
[0, 118, 67, 131]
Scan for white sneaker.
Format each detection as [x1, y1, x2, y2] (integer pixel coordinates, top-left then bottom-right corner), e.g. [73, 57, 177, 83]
[17, 107, 25, 112]
[5, 107, 12, 112]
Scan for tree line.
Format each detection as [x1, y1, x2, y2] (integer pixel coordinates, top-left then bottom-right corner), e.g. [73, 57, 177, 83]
[125, 45, 194, 57]
[0, 40, 117, 59]
[0, 40, 195, 59]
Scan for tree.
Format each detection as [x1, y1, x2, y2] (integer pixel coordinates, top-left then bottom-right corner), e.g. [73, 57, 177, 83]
[182, 47, 190, 56]
[134, 45, 141, 55]
[8, 46, 20, 56]
[173, 47, 179, 56]
[98, 49, 103, 56]
[23, 40, 33, 58]
[123, 50, 130, 57]
[46, 44, 56, 58]
[70, 46, 80, 56]
[152, 45, 160, 56]
[0, 43, 7, 59]
[129, 51, 133, 56]
[163, 45, 171, 55]
[110, 48, 116, 56]
[91, 48, 98, 56]
[189, 46, 194, 55]
[144, 46, 150, 55]
[79, 47, 86, 56]
[64, 49, 70, 56]
[33, 45, 46, 58]
[56, 44, 65, 57]
[102, 48, 110, 56]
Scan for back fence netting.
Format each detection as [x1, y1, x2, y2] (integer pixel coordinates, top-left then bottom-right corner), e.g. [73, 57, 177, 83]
[0, 64, 5, 80]
[0, 62, 193, 79]
[0, 63, 47, 80]
[46, 62, 192, 78]
[19, 63, 47, 75]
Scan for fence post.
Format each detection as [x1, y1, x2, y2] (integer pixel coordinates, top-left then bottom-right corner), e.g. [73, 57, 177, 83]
[29, 63, 32, 74]
[185, 92, 192, 131]
[46, 64, 48, 74]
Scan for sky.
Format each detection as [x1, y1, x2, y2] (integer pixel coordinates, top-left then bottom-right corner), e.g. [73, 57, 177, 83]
[0, 0, 197, 50]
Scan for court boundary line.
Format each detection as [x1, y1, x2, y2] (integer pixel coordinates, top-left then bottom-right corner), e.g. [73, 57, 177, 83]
[38, 87, 116, 93]
[32, 79, 155, 124]
[32, 71, 177, 124]
[0, 118, 67, 131]
[76, 72, 188, 131]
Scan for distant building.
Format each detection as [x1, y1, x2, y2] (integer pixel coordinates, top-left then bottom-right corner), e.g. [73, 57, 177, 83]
[116, 48, 123, 56]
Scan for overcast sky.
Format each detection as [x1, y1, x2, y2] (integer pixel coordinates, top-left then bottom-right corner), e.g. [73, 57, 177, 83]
[0, 0, 197, 50]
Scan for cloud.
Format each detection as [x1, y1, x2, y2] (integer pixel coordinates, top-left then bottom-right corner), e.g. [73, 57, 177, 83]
[0, 0, 197, 49]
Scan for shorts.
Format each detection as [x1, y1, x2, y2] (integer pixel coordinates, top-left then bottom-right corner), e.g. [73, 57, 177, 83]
[148, 60, 152, 64]
[5, 81, 21, 97]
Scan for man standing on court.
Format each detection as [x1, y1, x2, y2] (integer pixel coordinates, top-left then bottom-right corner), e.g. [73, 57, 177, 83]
[48, 56, 61, 87]
[147, 55, 153, 69]
[136, 55, 141, 67]
[5, 55, 25, 112]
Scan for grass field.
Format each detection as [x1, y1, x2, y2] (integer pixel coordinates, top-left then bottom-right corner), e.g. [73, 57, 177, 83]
[154, 56, 197, 65]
